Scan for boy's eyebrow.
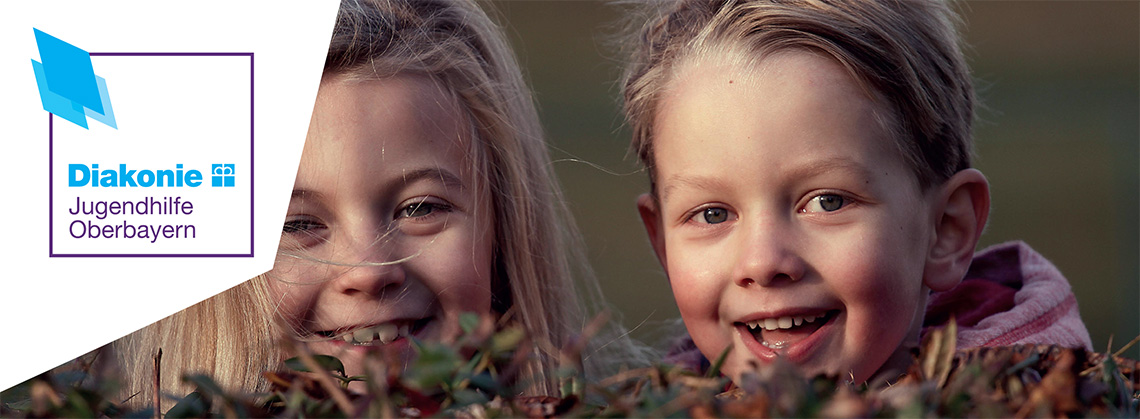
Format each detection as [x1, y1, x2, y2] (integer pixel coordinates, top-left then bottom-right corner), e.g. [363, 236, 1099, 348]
[659, 174, 730, 202]
[783, 157, 875, 183]
[659, 157, 874, 201]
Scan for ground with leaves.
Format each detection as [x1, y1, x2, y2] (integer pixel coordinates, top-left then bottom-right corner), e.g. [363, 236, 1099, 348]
[2, 319, 1137, 418]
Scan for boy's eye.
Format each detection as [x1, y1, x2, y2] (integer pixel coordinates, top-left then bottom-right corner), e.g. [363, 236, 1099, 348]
[689, 206, 733, 225]
[802, 194, 846, 213]
[702, 207, 729, 224]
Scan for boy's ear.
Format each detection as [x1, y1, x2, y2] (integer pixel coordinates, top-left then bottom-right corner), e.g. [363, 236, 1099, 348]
[637, 193, 668, 267]
[924, 168, 991, 292]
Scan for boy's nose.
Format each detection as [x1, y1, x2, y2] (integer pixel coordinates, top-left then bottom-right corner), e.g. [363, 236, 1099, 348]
[733, 222, 805, 287]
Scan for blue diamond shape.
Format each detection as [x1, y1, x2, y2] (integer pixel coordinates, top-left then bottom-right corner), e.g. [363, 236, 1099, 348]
[31, 59, 89, 128]
[34, 29, 103, 114]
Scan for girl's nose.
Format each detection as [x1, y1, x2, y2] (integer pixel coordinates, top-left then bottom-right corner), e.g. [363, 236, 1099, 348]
[332, 228, 407, 297]
[733, 220, 805, 287]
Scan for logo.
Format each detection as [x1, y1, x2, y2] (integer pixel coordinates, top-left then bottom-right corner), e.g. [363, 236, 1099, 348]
[31, 29, 117, 130]
[37, 30, 255, 257]
[212, 163, 236, 187]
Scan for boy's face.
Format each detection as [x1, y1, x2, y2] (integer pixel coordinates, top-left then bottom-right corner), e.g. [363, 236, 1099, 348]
[641, 51, 939, 383]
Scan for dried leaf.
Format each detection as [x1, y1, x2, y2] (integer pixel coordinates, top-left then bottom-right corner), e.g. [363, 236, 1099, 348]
[920, 319, 957, 388]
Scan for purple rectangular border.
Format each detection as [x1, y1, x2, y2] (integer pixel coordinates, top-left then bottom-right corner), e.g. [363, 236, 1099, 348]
[49, 52, 255, 258]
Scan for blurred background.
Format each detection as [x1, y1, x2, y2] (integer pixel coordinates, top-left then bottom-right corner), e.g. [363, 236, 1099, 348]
[486, 1, 1138, 359]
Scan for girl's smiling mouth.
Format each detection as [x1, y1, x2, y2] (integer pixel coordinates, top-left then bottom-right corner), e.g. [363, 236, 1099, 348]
[317, 317, 433, 347]
[735, 310, 840, 362]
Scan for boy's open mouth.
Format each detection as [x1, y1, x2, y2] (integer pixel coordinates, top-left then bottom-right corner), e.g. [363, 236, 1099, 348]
[316, 318, 431, 346]
[740, 310, 838, 350]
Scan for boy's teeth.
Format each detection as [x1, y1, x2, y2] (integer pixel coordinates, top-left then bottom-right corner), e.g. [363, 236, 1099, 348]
[746, 314, 822, 331]
[778, 317, 793, 329]
[745, 312, 833, 350]
[762, 340, 788, 349]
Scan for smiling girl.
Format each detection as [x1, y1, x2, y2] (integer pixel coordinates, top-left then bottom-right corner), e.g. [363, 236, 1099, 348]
[110, 0, 632, 410]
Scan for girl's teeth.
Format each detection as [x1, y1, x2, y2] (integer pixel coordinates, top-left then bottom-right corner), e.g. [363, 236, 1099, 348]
[376, 323, 398, 344]
[353, 329, 375, 344]
[339, 322, 415, 345]
[793, 316, 804, 326]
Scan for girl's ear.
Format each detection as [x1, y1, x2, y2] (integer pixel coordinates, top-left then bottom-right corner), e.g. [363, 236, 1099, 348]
[637, 193, 668, 267]
[924, 168, 991, 291]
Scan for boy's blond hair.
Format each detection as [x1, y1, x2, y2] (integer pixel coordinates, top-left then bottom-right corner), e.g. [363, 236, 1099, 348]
[113, 0, 625, 409]
[623, 0, 975, 190]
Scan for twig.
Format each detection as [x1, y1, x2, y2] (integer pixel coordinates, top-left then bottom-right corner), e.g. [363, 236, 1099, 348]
[1113, 335, 1140, 358]
[365, 355, 393, 418]
[593, 367, 656, 388]
[646, 389, 701, 417]
[293, 343, 356, 417]
[563, 311, 611, 368]
[77, 347, 103, 388]
[152, 348, 162, 419]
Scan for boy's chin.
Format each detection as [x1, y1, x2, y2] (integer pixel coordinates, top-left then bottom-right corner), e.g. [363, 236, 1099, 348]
[725, 348, 919, 388]
[865, 342, 922, 385]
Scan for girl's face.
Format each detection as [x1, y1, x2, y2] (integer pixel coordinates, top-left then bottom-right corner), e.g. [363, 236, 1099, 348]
[270, 74, 495, 379]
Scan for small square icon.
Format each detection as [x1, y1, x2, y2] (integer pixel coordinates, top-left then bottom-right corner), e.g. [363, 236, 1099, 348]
[211, 163, 235, 187]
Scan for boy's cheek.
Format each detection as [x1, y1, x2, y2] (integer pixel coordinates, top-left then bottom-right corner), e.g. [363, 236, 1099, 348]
[668, 259, 733, 347]
[666, 257, 719, 310]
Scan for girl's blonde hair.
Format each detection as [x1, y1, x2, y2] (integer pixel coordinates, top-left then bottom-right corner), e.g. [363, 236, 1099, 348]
[622, 0, 975, 191]
[112, 0, 631, 409]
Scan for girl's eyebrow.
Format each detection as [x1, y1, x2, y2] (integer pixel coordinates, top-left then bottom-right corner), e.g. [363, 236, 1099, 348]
[289, 168, 465, 204]
[398, 167, 466, 190]
[291, 189, 325, 201]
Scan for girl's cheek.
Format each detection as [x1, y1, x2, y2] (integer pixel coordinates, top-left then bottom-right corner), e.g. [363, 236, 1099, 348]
[266, 260, 330, 327]
[417, 239, 493, 314]
[268, 284, 311, 327]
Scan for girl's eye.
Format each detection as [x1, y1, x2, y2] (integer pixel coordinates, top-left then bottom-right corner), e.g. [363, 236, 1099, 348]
[283, 217, 324, 233]
[398, 199, 452, 219]
[802, 194, 846, 213]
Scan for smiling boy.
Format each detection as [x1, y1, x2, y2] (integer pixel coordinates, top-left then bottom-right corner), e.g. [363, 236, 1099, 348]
[621, 0, 1092, 384]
